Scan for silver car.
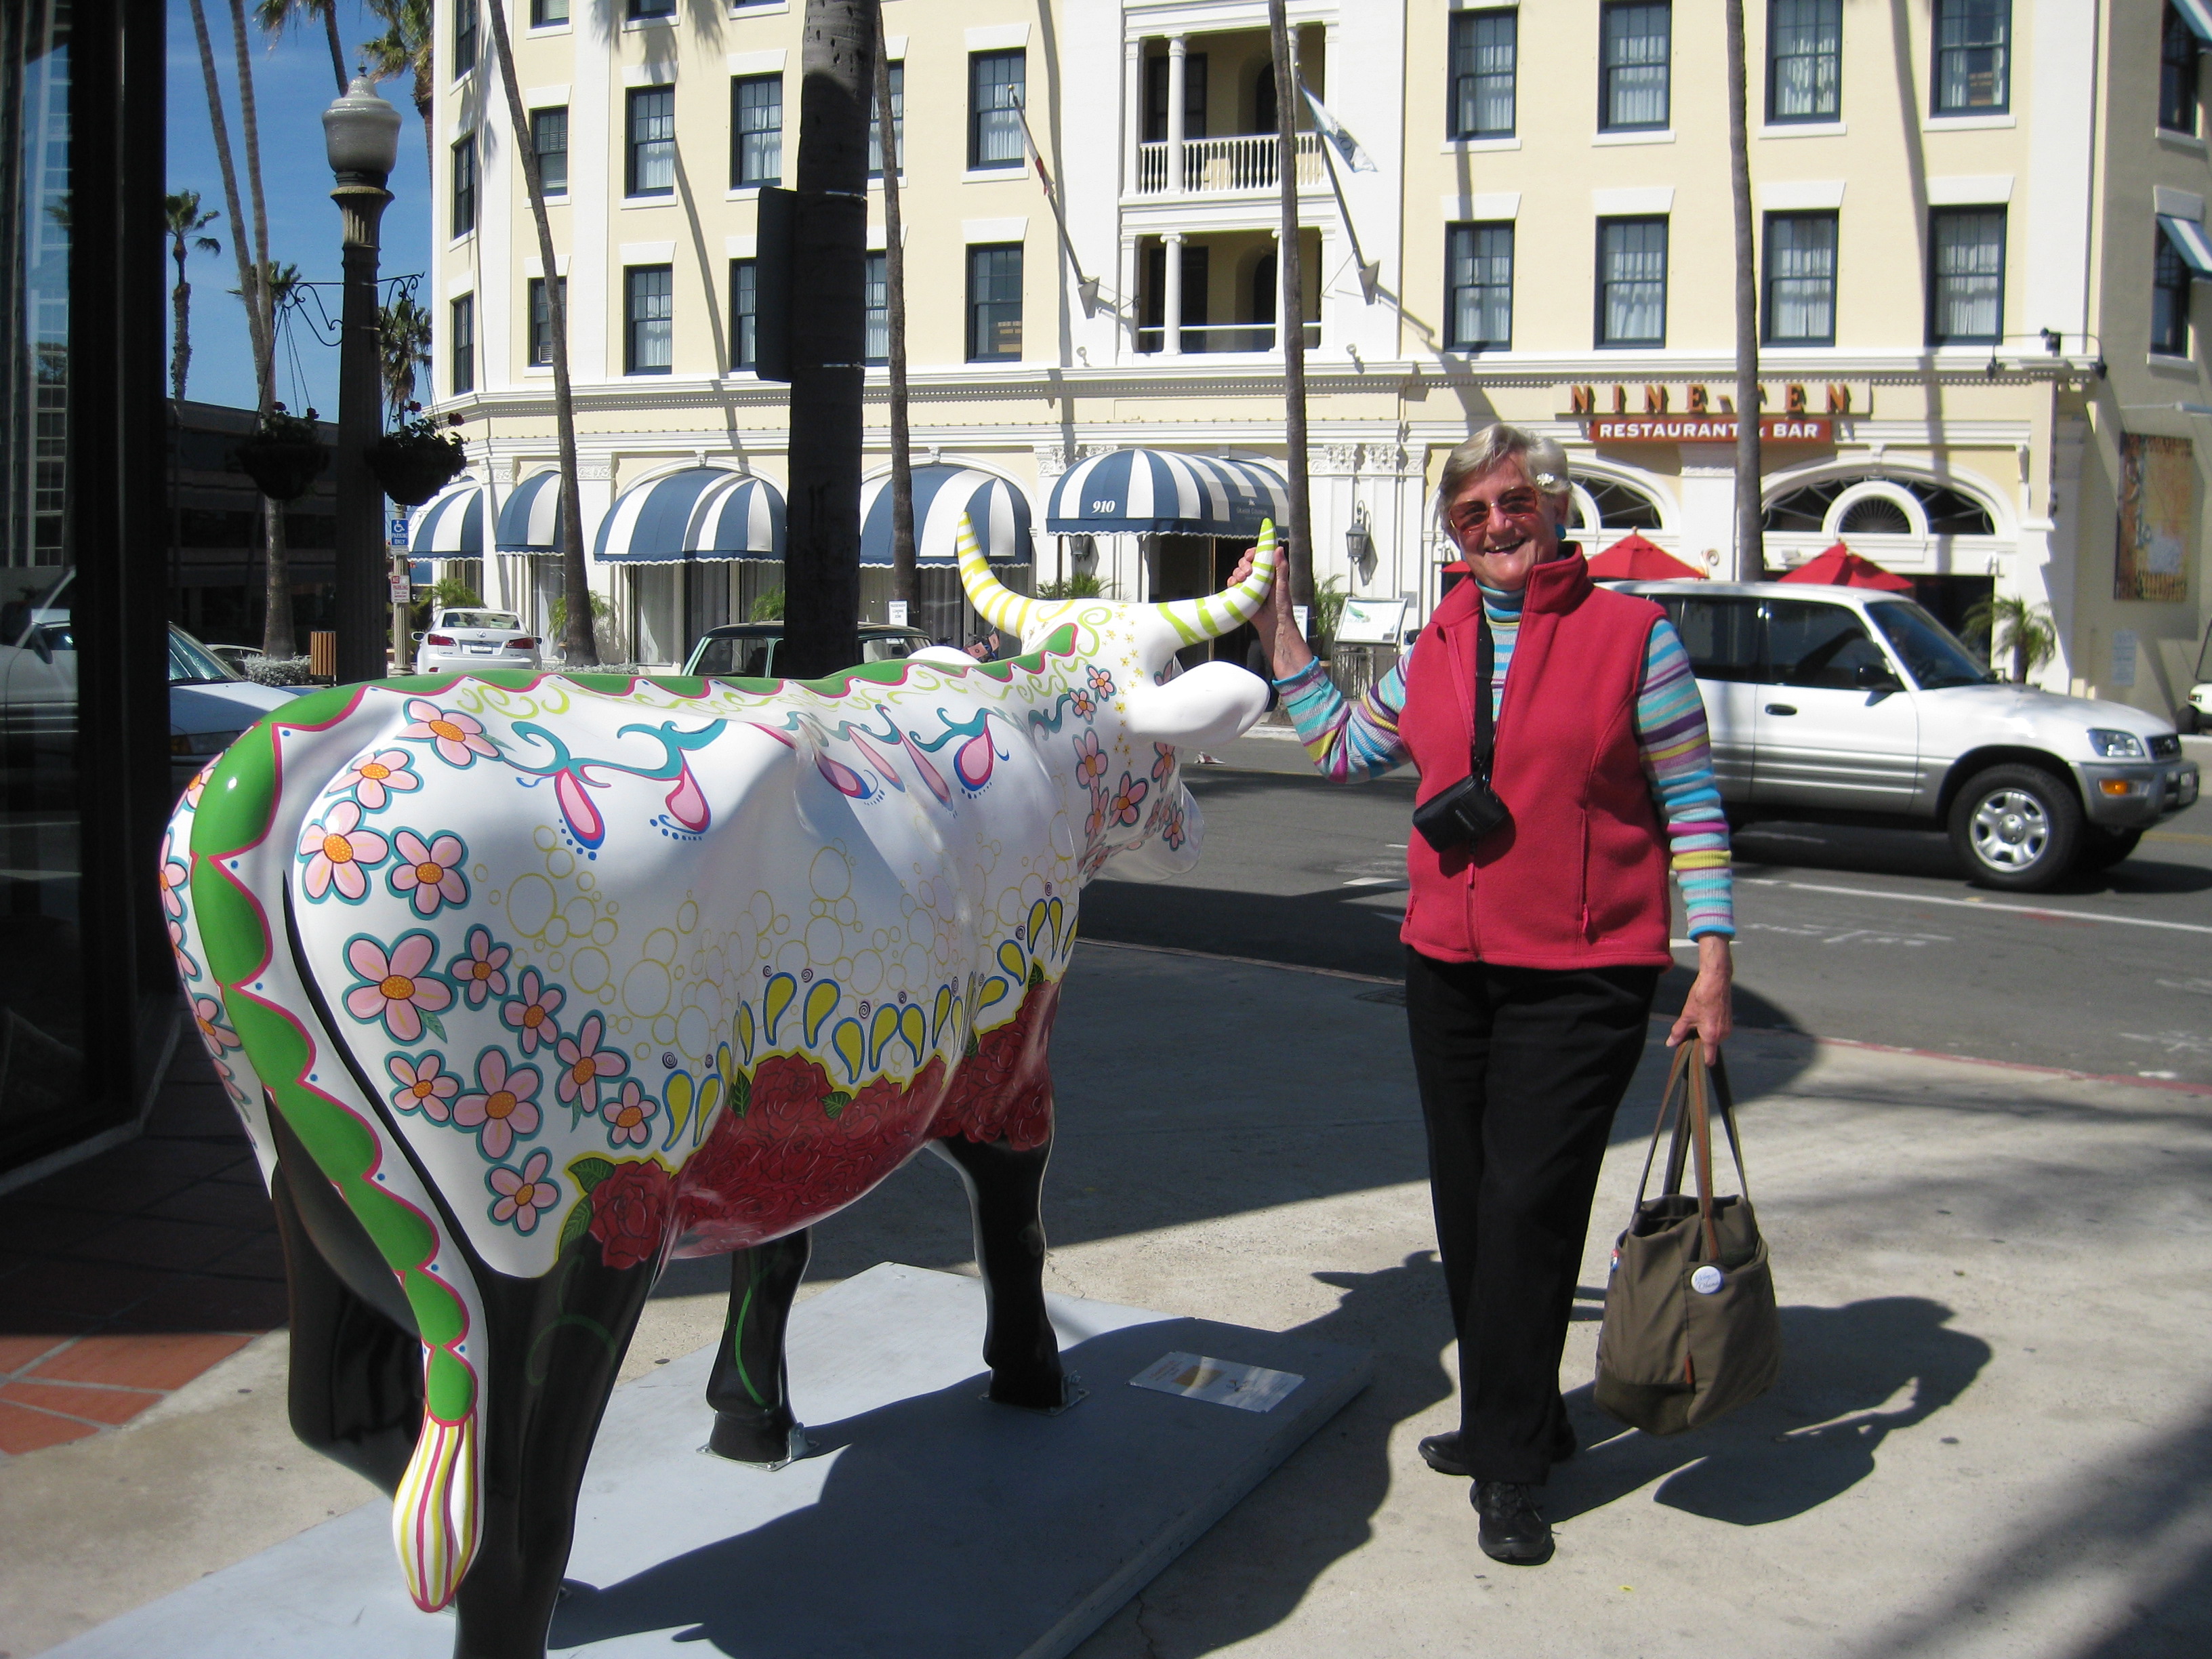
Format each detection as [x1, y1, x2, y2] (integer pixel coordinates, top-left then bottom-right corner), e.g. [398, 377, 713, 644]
[1616, 580, 2200, 891]
[415, 609, 541, 675]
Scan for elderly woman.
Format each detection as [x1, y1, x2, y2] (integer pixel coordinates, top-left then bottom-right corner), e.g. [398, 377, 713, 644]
[1234, 424, 1734, 1566]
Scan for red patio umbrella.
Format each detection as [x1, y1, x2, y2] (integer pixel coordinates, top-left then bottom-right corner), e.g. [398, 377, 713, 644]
[1585, 532, 1704, 581]
[1778, 541, 1913, 592]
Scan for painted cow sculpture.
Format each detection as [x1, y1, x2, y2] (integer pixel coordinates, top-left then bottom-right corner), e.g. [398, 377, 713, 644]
[163, 521, 1279, 1659]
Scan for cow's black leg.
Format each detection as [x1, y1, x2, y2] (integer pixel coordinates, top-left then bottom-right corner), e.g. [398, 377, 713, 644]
[266, 1101, 425, 1494]
[929, 1132, 1069, 1410]
[449, 1240, 657, 1659]
[703, 1227, 813, 1463]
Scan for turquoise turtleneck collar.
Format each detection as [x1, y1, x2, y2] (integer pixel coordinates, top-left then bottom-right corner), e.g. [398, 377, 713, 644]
[1476, 581, 1525, 621]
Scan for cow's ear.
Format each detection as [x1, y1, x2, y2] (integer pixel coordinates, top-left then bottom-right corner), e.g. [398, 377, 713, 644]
[1124, 662, 1269, 749]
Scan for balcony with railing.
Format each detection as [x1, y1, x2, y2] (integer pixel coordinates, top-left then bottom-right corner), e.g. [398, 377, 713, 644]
[1130, 228, 1322, 359]
[1133, 131, 1323, 196]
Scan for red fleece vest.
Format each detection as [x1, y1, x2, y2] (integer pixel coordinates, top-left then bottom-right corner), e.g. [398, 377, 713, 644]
[1398, 554, 1673, 970]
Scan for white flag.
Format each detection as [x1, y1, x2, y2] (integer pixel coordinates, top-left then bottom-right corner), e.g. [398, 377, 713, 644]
[1300, 85, 1376, 173]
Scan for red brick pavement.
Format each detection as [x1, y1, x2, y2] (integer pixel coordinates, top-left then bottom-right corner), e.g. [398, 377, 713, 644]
[0, 1039, 285, 1456]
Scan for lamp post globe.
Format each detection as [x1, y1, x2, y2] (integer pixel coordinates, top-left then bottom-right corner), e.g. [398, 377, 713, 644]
[325, 77, 401, 683]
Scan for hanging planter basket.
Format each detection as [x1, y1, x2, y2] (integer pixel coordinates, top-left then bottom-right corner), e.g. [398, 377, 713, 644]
[234, 407, 330, 503]
[367, 431, 467, 507]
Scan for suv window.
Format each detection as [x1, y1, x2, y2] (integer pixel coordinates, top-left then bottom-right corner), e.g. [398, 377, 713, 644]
[693, 634, 776, 677]
[1765, 599, 1890, 689]
[1660, 596, 1763, 681]
[1866, 601, 1990, 689]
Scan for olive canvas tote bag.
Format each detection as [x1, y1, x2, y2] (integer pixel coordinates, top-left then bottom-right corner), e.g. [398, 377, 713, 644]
[1593, 1040, 1782, 1435]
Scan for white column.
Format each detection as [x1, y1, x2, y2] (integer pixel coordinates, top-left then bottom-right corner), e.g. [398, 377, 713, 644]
[1162, 232, 1184, 356]
[1122, 37, 1143, 197]
[1118, 234, 1139, 359]
[1166, 37, 1188, 194]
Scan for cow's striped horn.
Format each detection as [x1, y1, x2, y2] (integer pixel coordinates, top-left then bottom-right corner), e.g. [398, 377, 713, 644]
[394, 1408, 481, 1611]
[1151, 519, 1279, 645]
[954, 512, 1036, 637]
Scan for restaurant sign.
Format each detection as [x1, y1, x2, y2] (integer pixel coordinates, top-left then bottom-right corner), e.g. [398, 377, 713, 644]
[1587, 415, 1832, 443]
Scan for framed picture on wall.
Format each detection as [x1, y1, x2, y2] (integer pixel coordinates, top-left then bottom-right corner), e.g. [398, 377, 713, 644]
[2116, 432, 2192, 602]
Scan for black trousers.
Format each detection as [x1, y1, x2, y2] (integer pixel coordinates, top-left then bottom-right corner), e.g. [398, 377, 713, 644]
[1404, 948, 1660, 1486]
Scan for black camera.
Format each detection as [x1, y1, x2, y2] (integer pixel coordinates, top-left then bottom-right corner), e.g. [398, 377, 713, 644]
[1412, 771, 1513, 853]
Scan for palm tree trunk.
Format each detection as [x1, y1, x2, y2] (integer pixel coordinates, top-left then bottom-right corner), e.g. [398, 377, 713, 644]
[874, 16, 914, 613]
[322, 3, 348, 95]
[185, 0, 268, 380]
[483, 0, 598, 664]
[226, 0, 274, 409]
[170, 251, 192, 403]
[781, 0, 874, 680]
[1268, 1, 1314, 640]
[1725, 0, 1764, 581]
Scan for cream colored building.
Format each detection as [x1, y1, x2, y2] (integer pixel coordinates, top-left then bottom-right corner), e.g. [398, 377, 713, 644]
[428, 0, 2212, 718]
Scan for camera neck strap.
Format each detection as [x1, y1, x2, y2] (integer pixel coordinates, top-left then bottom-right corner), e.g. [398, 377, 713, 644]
[1471, 607, 1496, 785]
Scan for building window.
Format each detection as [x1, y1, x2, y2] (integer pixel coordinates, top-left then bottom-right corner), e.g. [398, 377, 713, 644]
[865, 251, 889, 365]
[1768, 0, 1841, 123]
[454, 0, 476, 78]
[450, 294, 474, 394]
[1927, 207, 2005, 344]
[1446, 222, 1513, 350]
[627, 86, 675, 198]
[1597, 217, 1667, 346]
[1763, 211, 1837, 344]
[1932, 0, 2009, 115]
[530, 0, 568, 25]
[628, 0, 676, 18]
[531, 106, 568, 196]
[449, 134, 476, 239]
[1144, 52, 1208, 142]
[528, 276, 565, 367]
[1601, 3, 1671, 131]
[1449, 11, 1517, 139]
[967, 243, 1023, 361]
[729, 259, 757, 370]
[970, 50, 1026, 170]
[870, 60, 905, 178]
[732, 75, 783, 188]
[2162, 5, 2200, 135]
[626, 265, 674, 374]
[2154, 226, 2193, 356]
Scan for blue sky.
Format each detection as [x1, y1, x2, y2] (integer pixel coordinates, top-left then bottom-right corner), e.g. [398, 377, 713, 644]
[167, 1, 434, 416]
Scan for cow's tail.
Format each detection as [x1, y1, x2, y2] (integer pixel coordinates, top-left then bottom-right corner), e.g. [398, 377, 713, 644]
[184, 687, 487, 1610]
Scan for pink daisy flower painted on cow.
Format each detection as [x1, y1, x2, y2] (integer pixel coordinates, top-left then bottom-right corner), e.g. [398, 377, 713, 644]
[600, 1081, 657, 1148]
[170, 919, 201, 983]
[555, 1014, 628, 1105]
[183, 762, 216, 807]
[299, 800, 388, 902]
[455, 1048, 543, 1160]
[1107, 771, 1149, 827]
[388, 830, 469, 916]
[159, 830, 190, 921]
[449, 926, 511, 1007]
[340, 749, 419, 811]
[486, 1150, 559, 1233]
[388, 1052, 459, 1122]
[397, 698, 501, 769]
[1073, 730, 1106, 790]
[503, 970, 563, 1052]
[342, 932, 451, 1042]
[191, 995, 241, 1055]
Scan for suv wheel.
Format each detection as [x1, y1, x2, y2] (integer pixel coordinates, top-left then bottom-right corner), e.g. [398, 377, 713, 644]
[1947, 764, 2082, 892]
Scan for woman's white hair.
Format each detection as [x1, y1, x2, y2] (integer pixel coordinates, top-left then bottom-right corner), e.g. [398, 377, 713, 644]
[1437, 424, 1572, 512]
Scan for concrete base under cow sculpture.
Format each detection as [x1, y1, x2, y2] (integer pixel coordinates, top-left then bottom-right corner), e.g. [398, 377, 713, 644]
[162, 520, 1282, 1659]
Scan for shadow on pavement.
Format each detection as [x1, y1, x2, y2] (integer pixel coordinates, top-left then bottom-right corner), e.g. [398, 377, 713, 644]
[1734, 821, 2212, 898]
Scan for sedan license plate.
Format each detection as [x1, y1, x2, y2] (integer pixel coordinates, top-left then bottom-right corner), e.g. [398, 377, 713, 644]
[468, 644, 495, 654]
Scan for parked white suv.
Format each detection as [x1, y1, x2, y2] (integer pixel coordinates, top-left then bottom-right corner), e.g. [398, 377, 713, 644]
[1615, 581, 2200, 891]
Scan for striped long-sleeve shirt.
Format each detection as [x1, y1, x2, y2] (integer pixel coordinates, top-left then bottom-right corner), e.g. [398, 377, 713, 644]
[1277, 585, 1735, 938]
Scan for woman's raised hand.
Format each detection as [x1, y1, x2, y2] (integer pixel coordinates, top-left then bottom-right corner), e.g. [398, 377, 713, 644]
[1227, 545, 1313, 679]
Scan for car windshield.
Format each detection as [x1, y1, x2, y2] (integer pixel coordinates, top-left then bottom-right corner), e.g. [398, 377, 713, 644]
[1866, 602, 1994, 690]
[440, 611, 521, 631]
[859, 631, 928, 663]
[168, 626, 240, 685]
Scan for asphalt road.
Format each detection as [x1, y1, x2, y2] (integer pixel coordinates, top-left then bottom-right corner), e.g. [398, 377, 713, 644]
[1082, 731, 2212, 1086]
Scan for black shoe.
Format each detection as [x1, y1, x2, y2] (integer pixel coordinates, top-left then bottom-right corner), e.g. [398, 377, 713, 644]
[1473, 1481, 1555, 1565]
[1418, 1425, 1577, 1478]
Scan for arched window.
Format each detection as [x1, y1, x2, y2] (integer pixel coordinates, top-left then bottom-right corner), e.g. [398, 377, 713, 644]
[1572, 476, 1666, 532]
[1763, 476, 1995, 535]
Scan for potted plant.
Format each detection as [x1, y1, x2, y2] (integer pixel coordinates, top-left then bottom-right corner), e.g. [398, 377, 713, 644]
[233, 403, 329, 502]
[367, 405, 468, 508]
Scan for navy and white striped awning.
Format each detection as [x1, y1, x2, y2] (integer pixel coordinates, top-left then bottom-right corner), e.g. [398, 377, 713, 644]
[592, 468, 785, 565]
[2160, 213, 2212, 276]
[1044, 449, 1289, 536]
[409, 485, 485, 556]
[2175, 0, 2212, 43]
[496, 470, 567, 553]
[859, 465, 1031, 565]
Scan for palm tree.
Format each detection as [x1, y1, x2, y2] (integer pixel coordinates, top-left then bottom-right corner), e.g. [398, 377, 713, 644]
[362, 0, 434, 182]
[480, 0, 597, 664]
[254, 0, 348, 95]
[1725, 0, 1763, 580]
[165, 192, 222, 404]
[874, 14, 916, 615]
[378, 292, 433, 421]
[1267, 0, 1315, 639]
[1964, 594, 2057, 684]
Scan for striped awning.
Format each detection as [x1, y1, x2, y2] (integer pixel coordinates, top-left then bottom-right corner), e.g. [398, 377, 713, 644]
[2161, 213, 2212, 276]
[496, 470, 567, 552]
[2175, 0, 2212, 43]
[1044, 449, 1289, 536]
[592, 468, 785, 565]
[859, 465, 1031, 565]
[409, 485, 485, 556]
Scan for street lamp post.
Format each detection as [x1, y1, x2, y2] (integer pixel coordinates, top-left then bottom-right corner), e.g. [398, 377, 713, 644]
[323, 78, 401, 684]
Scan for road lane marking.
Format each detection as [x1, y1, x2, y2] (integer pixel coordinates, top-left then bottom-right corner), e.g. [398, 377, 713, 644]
[2146, 830, 2212, 846]
[1742, 921, 1950, 947]
[1739, 878, 2212, 937]
[1340, 876, 1402, 887]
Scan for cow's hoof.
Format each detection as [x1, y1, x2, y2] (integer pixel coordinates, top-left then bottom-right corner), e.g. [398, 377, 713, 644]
[985, 1369, 1086, 1415]
[705, 1412, 813, 1467]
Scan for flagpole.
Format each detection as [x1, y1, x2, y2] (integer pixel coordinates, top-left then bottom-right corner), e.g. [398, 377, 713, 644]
[1302, 83, 1378, 304]
[1016, 102, 1099, 316]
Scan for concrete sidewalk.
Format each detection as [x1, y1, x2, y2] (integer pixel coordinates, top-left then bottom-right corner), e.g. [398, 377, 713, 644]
[3, 941, 2208, 1658]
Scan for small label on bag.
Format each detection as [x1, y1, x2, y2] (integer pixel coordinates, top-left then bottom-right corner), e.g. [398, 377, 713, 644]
[1691, 1265, 1724, 1294]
